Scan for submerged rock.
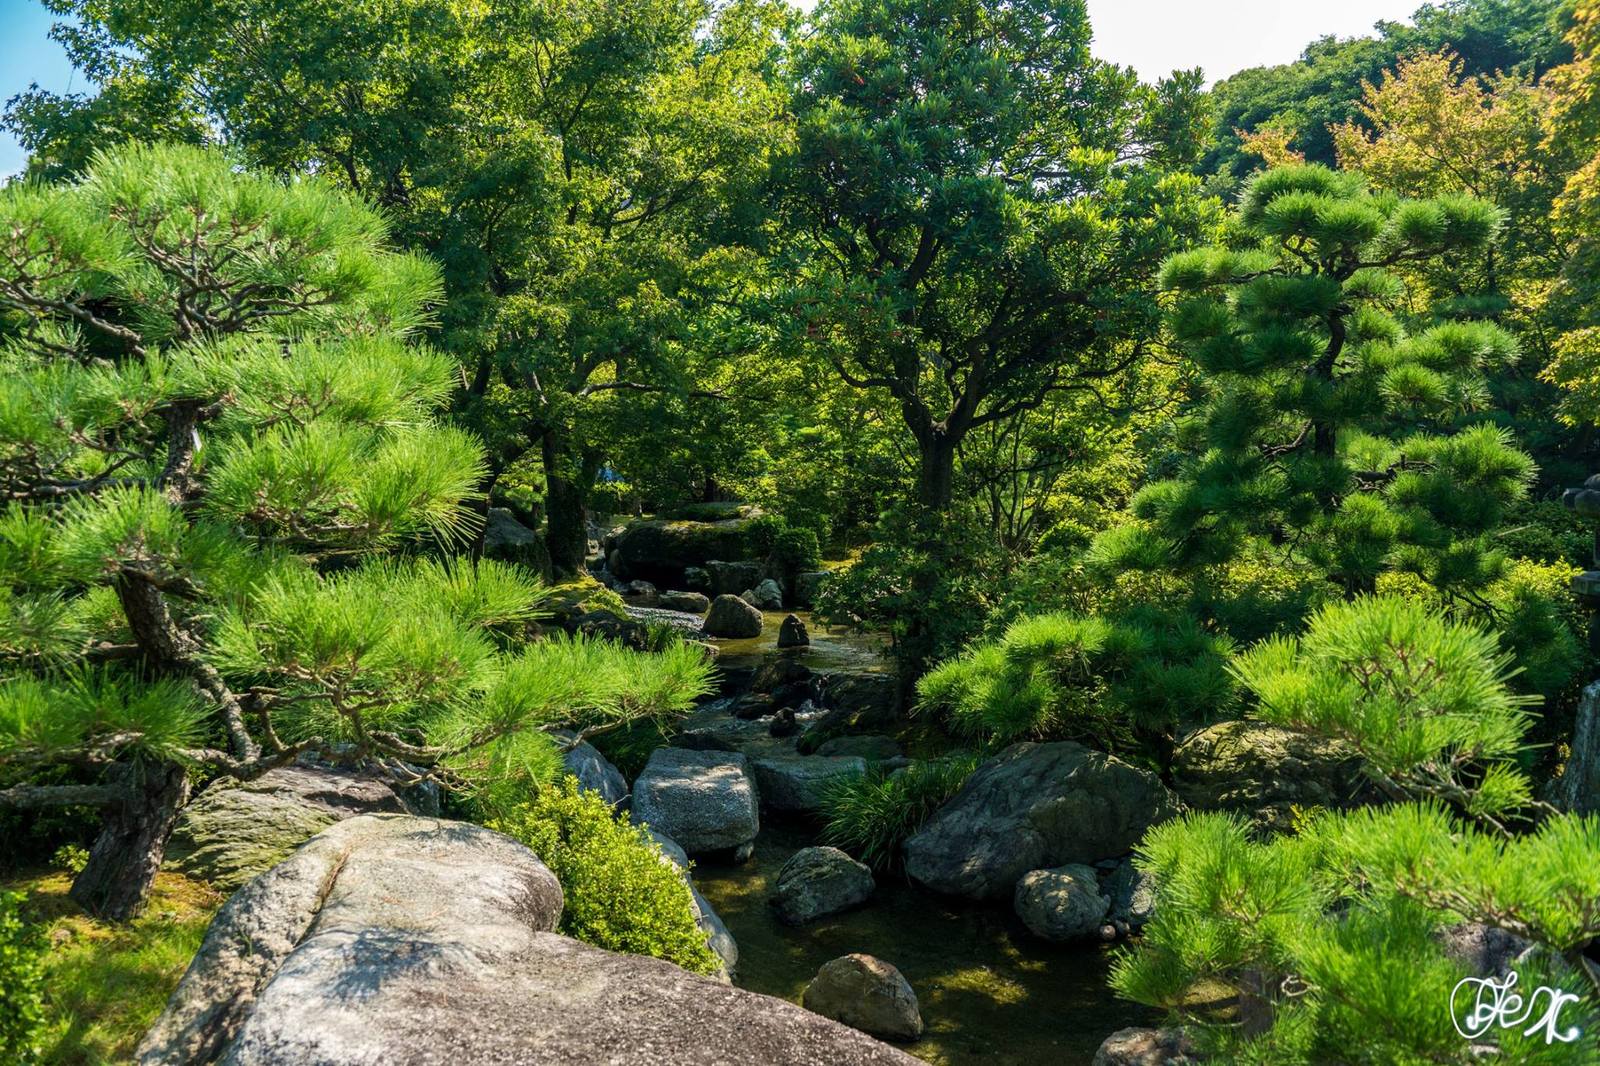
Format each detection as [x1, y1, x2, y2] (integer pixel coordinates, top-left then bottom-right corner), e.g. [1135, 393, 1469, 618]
[631, 748, 760, 857]
[139, 814, 916, 1066]
[163, 763, 411, 891]
[703, 594, 764, 639]
[1013, 864, 1109, 942]
[772, 846, 875, 925]
[802, 954, 923, 1042]
[903, 741, 1177, 901]
[778, 613, 811, 648]
[1171, 720, 1371, 832]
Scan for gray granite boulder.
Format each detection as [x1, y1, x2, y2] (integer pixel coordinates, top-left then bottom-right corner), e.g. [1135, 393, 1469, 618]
[1171, 720, 1371, 832]
[632, 748, 760, 857]
[802, 954, 922, 1043]
[1103, 859, 1158, 929]
[772, 846, 875, 925]
[703, 594, 764, 639]
[903, 742, 1177, 901]
[706, 559, 764, 597]
[555, 732, 629, 809]
[752, 754, 867, 814]
[660, 590, 712, 614]
[482, 507, 551, 575]
[139, 814, 916, 1066]
[1093, 1027, 1198, 1065]
[1013, 864, 1110, 942]
[163, 763, 412, 891]
[744, 578, 784, 611]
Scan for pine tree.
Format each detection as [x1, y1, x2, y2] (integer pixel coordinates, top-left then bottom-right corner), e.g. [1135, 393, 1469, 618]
[0, 145, 711, 919]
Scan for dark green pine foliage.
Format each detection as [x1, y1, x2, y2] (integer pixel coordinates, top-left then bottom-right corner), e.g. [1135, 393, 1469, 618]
[1102, 165, 1537, 609]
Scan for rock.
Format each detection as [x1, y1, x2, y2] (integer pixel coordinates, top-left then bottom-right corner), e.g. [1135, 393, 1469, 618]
[772, 846, 875, 925]
[733, 693, 777, 720]
[631, 748, 760, 857]
[621, 579, 659, 606]
[1092, 1027, 1198, 1065]
[754, 655, 813, 693]
[802, 954, 922, 1043]
[647, 830, 739, 977]
[1436, 922, 1534, 979]
[702, 594, 764, 639]
[817, 735, 903, 761]
[706, 559, 765, 597]
[797, 674, 900, 754]
[163, 763, 412, 891]
[752, 754, 867, 815]
[745, 578, 784, 611]
[778, 613, 811, 648]
[554, 732, 629, 809]
[794, 571, 831, 609]
[139, 815, 916, 1066]
[683, 567, 712, 593]
[660, 590, 712, 614]
[607, 517, 765, 585]
[482, 506, 551, 576]
[903, 742, 1177, 901]
[1172, 720, 1372, 832]
[1013, 864, 1110, 942]
[1103, 859, 1158, 929]
[769, 706, 799, 737]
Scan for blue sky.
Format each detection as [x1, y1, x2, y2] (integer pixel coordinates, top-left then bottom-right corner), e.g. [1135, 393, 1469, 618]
[1, 0, 1426, 176]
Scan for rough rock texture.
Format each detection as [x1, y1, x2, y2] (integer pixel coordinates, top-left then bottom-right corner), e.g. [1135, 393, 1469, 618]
[163, 764, 411, 890]
[802, 954, 923, 1043]
[676, 701, 829, 761]
[631, 748, 760, 856]
[621, 579, 660, 606]
[1013, 864, 1109, 942]
[706, 559, 765, 598]
[752, 754, 867, 815]
[482, 507, 551, 576]
[1171, 720, 1370, 832]
[772, 847, 875, 925]
[903, 742, 1177, 901]
[744, 578, 785, 611]
[1092, 1027, 1198, 1065]
[817, 735, 902, 761]
[796, 675, 900, 754]
[555, 732, 629, 809]
[703, 594, 764, 639]
[139, 815, 917, 1066]
[778, 613, 811, 648]
[647, 829, 739, 977]
[607, 517, 764, 585]
[1436, 922, 1534, 978]
[793, 571, 831, 609]
[1103, 860, 1158, 929]
[659, 590, 712, 614]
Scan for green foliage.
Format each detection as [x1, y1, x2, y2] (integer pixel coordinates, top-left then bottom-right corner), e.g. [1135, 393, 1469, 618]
[0, 890, 46, 1065]
[917, 610, 1236, 748]
[490, 776, 722, 976]
[748, 514, 821, 586]
[819, 755, 979, 870]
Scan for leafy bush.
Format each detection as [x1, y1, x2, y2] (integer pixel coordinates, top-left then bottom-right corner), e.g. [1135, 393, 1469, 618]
[749, 514, 821, 585]
[0, 890, 45, 1065]
[490, 777, 722, 976]
[917, 609, 1236, 748]
[820, 755, 978, 870]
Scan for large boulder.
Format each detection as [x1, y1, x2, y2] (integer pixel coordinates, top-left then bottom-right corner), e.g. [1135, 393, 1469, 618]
[660, 590, 712, 614]
[647, 829, 739, 977]
[772, 846, 875, 925]
[703, 594, 764, 639]
[1013, 864, 1109, 943]
[752, 754, 867, 815]
[1092, 1028, 1198, 1066]
[482, 507, 551, 572]
[778, 613, 811, 648]
[796, 674, 900, 754]
[817, 735, 903, 761]
[706, 559, 765, 597]
[1171, 720, 1371, 832]
[631, 748, 760, 858]
[138, 815, 917, 1066]
[163, 763, 412, 891]
[743, 578, 784, 612]
[903, 742, 1177, 901]
[608, 517, 764, 585]
[1103, 859, 1158, 930]
[554, 732, 629, 809]
[802, 954, 922, 1043]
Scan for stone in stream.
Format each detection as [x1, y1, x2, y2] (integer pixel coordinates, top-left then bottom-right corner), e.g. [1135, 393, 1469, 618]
[620, 579, 660, 606]
[743, 578, 785, 612]
[778, 613, 811, 648]
[1013, 864, 1110, 942]
[139, 814, 917, 1066]
[733, 692, 777, 720]
[752, 754, 867, 815]
[659, 589, 712, 614]
[631, 747, 760, 858]
[802, 954, 923, 1042]
[769, 705, 799, 737]
[163, 762, 414, 891]
[754, 654, 813, 693]
[1092, 1027, 1198, 1065]
[553, 731, 629, 809]
[903, 741, 1177, 901]
[706, 559, 764, 597]
[771, 846, 875, 925]
[1171, 719, 1372, 832]
[702, 594, 764, 639]
[1102, 859, 1158, 930]
[646, 829, 739, 977]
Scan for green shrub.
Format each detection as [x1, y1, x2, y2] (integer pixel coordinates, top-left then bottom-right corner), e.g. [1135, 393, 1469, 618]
[820, 755, 979, 870]
[917, 609, 1236, 748]
[0, 890, 45, 1065]
[749, 514, 821, 584]
[490, 777, 722, 976]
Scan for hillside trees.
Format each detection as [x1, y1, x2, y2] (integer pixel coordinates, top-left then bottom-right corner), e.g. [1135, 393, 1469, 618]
[777, 0, 1219, 516]
[0, 146, 711, 920]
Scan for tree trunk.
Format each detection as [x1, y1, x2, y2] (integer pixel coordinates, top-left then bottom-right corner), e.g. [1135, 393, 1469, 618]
[69, 760, 190, 921]
[542, 426, 589, 578]
[915, 431, 959, 513]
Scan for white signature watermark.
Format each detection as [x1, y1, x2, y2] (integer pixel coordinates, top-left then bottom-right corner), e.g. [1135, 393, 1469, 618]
[1450, 971, 1584, 1045]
